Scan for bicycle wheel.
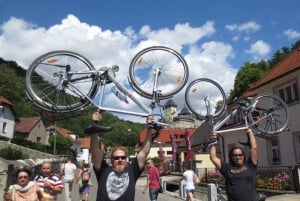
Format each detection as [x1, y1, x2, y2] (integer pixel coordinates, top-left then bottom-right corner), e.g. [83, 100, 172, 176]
[185, 78, 226, 120]
[26, 50, 98, 113]
[129, 46, 189, 99]
[248, 94, 289, 135]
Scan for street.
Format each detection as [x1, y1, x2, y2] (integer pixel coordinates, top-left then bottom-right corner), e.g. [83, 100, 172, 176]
[57, 169, 184, 201]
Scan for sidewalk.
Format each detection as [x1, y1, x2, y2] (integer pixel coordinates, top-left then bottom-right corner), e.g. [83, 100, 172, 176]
[266, 193, 300, 201]
[137, 176, 300, 201]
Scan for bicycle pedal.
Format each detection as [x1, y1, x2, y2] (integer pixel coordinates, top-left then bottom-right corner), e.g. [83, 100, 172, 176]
[84, 123, 113, 134]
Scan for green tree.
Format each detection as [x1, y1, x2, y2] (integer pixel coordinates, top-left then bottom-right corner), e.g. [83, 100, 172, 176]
[230, 61, 268, 100]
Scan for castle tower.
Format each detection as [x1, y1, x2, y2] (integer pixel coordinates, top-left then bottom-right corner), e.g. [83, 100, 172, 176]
[164, 99, 177, 123]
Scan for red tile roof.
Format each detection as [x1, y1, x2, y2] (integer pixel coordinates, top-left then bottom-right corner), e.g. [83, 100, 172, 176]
[250, 47, 300, 89]
[15, 117, 41, 133]
[0, 96, 12, 105]
[46, 125, 75, 142]
[139, 128, 195, 144]
[79, 137, 90, 149]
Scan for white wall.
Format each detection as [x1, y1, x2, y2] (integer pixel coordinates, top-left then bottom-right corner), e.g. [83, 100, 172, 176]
[0, 105, 15, 140]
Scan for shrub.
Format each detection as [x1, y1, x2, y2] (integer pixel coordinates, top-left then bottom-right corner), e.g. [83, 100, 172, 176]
[0, 146, 29, 160]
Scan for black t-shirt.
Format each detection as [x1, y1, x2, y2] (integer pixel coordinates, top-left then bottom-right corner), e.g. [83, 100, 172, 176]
[220, 158, 258, 201]
[94, 158, 142, 201]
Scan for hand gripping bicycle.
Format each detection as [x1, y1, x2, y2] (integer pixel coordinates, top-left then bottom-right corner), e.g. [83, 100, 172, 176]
[25, 46, 189, 126]
[185, 78, 289, 138]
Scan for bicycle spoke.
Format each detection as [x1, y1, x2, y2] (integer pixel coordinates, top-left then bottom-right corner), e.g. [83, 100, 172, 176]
[185, 78, 226, 120]
[129, 46, 188, 99]
[26, 51, 97, 113]
[249, 94, 289, 135]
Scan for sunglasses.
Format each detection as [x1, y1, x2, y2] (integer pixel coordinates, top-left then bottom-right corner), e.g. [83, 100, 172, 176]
[18, 176, 28, 179]
[113, 156, 126, 161]
[232, 154, 244, 158]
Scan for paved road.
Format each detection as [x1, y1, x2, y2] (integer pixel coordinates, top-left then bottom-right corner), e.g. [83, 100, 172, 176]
[57, 170, 184, 201]
[57, 169, 300, 201]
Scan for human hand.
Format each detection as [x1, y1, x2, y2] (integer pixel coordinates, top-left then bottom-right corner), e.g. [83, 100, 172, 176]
[92, 112, 102, 123]
[44, 180, 52, 188]
[146, 115, 154, 124]
[6, 190, 12, 201]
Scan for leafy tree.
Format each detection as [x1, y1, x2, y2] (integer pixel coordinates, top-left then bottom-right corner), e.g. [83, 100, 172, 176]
[229, 61, 268, 100]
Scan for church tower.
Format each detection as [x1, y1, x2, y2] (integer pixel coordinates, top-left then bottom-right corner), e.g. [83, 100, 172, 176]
[164, 99, 177, 123]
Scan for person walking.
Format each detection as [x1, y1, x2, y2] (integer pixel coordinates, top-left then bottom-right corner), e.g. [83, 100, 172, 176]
[209, 128, 259, 201]
[86, 111, 155, 201]
[34, 161, 63, 201]
[60, 158, 77, 201]
[5, 167, 42, 201]
[180, 167, 199, 201]
[143, 159, 161, 201]
[76, 162, 93, 201]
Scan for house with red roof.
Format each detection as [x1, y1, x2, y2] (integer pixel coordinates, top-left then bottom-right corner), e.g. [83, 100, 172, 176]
[0, 96, 16, 141]
[46, 125, 93, 163]
[194, 47, 300, 167]
[15, 117, 48, 144]
[139, 46, 300, 169]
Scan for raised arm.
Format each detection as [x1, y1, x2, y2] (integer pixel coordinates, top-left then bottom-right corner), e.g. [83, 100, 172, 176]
[88, 112, 105, 170]
[137, 115, 154, 170]
[209, 132, 222, 170]
[247, 128, 258, 165]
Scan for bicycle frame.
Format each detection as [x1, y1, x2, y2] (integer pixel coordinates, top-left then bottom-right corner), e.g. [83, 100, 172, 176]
[64, 66, 164, 118]
[211, 99, 273, 134]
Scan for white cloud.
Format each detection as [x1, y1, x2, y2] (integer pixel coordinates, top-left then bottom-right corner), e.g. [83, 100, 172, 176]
[0, 15, 237, 122]
[225, 21, 261, 33]
[245, 40, 271, 61]
[283, 29, 300, 40]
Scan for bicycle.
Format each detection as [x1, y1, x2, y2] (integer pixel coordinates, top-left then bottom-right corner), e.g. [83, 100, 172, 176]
[185, 78, 289, 137]
[25, 46, 189, 123]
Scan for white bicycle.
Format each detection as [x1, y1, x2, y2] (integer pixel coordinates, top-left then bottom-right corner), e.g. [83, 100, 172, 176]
[25, 46, 189, 122]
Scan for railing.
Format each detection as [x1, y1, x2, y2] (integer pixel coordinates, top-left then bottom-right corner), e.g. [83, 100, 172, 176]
[159, 165, 300, 201]
[199, 166, 300, 192]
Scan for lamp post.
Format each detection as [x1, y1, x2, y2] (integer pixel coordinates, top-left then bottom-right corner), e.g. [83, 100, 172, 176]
[48, 122, 57, 155]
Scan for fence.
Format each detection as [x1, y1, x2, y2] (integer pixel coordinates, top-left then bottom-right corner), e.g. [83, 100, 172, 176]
[200, 166, 300, 193]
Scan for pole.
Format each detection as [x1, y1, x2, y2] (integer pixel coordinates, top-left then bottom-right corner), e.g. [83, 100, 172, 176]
[53, 121, 57, 155]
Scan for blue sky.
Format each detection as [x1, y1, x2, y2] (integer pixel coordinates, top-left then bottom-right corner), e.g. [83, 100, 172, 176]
[1, 0, 300, 122]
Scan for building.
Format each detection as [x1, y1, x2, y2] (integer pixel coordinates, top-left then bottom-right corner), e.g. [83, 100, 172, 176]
[191, 46, 300, 167]
[244, 47, 300, 166]
[0, 96, 16, 141]
[15, 117, 48, 144]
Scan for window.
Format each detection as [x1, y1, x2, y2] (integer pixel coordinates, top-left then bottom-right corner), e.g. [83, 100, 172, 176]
[294, 133, 300, 163]
[2, 122, 7, 133]
[37, 137, 41, 143]
[277, 81, 299, 104]
[268, 137, 281, 164]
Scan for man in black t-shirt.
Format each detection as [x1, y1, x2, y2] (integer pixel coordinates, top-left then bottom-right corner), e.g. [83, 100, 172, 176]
[86, 112, 155, 201]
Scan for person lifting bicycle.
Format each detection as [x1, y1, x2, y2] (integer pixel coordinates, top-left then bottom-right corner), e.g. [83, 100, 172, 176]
[85, 111, 157, 201]
[208, 128, 265, 201]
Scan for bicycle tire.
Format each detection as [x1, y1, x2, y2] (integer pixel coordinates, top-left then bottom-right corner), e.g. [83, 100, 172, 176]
[185, 78, 226, 120]
[26, 50, 98, 113]
[128, 46, 189, 99]
[248, 94, 289, 135]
